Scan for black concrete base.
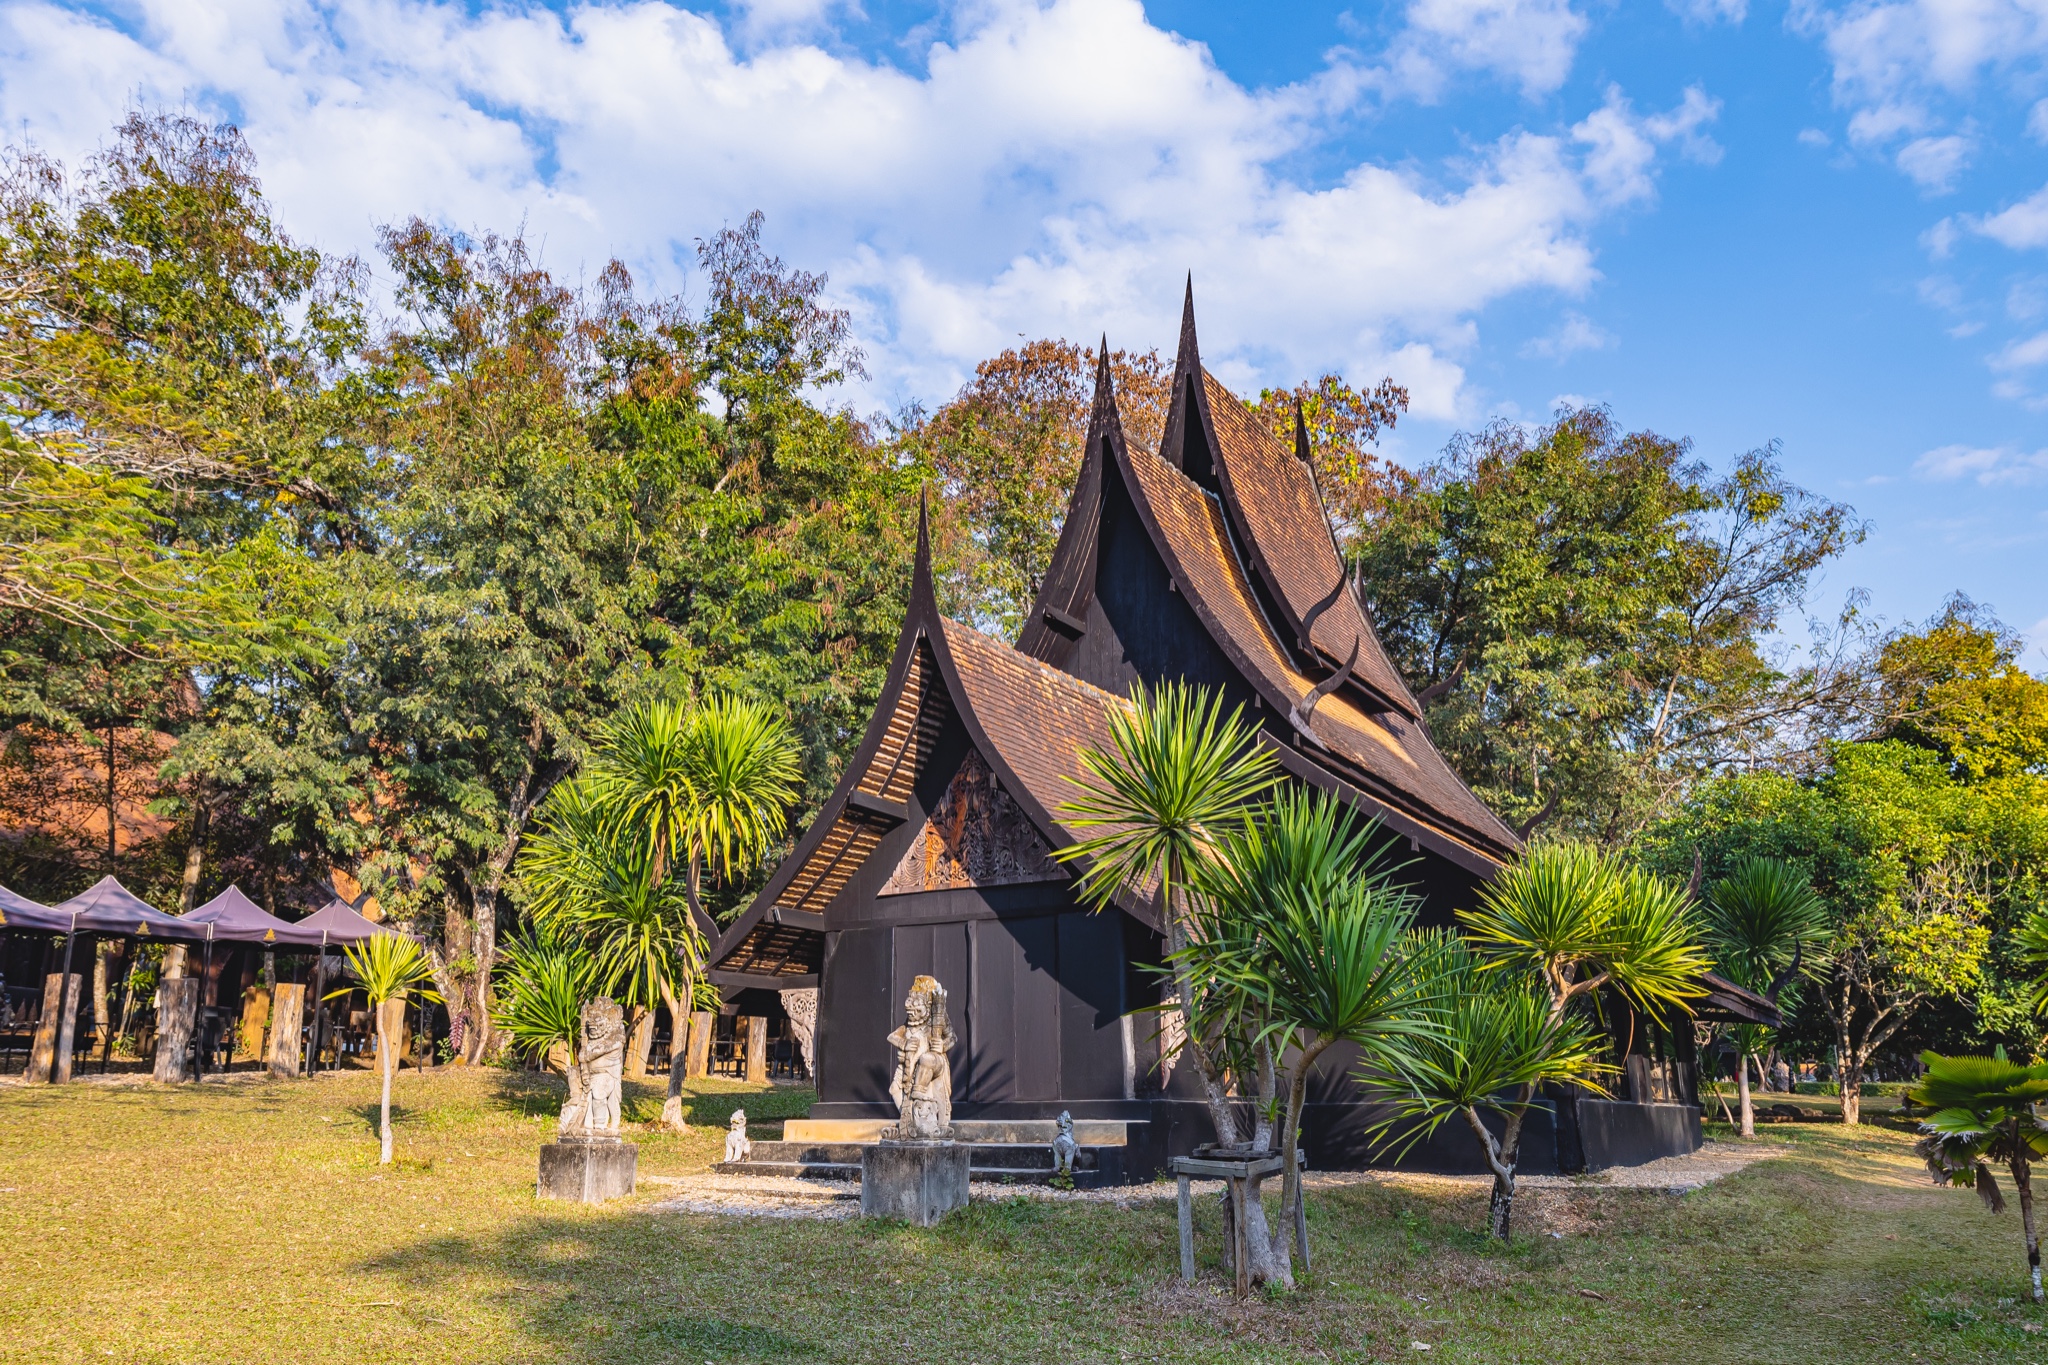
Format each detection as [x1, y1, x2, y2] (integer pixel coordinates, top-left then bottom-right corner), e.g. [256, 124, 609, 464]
[859, 1140, 970, 1225]
[537, 1138, 638, 1203]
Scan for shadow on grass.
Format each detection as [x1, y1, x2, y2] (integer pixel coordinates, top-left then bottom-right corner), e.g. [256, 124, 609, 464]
[360, 1205, 823, 1364]
[475, 1065, 816, 1131]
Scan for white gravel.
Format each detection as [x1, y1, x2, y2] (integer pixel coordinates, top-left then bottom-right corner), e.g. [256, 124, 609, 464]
[641, 1140, 1773, 1219]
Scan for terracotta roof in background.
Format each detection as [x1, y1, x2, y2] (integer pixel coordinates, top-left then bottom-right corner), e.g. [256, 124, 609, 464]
[1199, 371, 1417, 717]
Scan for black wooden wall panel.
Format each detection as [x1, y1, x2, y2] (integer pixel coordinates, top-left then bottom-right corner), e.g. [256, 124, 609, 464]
[817, 927, 892, 1104]
[1057, 910, 1128, 1101]
[964, 918, 1016, 1102]
[1008, 915, 1061, 1100]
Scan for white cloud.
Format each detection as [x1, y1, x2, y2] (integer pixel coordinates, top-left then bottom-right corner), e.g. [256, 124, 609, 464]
[1993, 329, 2048, 371]
[1914, 442, 2048, 484]
[1572, 84, 1723, 206]
[0, 0, 1701, 417]
[1520, 310, 1613, 360]
[1796, 0, 2048, 190]
[1668, 0, 1746, 24]
[1797, 126, 1832, 148]
[2031, 97, 2048, 141]
[1975, 182, 2048, 248]
[1894, 133, 1973, 192]
[1381, 0, 1590, 100]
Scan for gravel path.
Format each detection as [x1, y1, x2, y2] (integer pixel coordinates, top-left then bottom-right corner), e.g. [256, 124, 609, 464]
[642, 1140, 1776, 1219]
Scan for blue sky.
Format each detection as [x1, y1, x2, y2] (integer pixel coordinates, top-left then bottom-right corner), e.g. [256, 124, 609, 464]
[3, 0, 2046, 659]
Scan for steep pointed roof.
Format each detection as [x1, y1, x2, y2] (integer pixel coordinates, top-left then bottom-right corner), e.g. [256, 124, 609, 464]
[710, 499, 1144, 984]
[1020, 286, 1520, 869]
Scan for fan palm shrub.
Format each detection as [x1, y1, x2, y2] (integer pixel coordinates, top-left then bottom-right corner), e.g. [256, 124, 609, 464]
[1368, 932, 1613, 1239]
[331, 933, 441, 1165]
[494, 931, 602, 1114]
[1436, 842, 1707, 1237]
[1057, 681, 1280, 1149]
[1179, 788, 1435, 1286]
[1700, 857, 1832, 1136]
[1910, 1050, 2048, 1301]
[521, 696, 800, 1128]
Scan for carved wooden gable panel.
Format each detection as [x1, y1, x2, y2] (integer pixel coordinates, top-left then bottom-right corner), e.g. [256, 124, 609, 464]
[881, 749, 1063, 894]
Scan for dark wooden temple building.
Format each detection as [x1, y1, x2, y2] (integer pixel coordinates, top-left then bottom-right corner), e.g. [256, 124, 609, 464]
[710, 288, 1762, 1177]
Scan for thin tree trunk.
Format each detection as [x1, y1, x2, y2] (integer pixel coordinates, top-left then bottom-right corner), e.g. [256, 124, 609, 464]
[1463, 1105, 1518, 1240]
[2015, 1137, 2043, 1303]
[1738, 1048, 1755, 1138]
[659, 984, 690, 1130]
[378, 1007, 395, 1165]
[165, 796, 210, 983]
[92, 941, 113, 1045]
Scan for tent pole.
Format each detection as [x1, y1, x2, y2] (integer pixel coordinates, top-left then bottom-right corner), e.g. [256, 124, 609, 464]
[51, 915, 77, 1085]
[100, 938, 133, 1073]
[194, 931, 213, 1081]
[306, 934, 329, 1077]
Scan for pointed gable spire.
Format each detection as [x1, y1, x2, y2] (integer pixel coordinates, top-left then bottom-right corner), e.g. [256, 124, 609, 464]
[1087, 333, 1120, 439]
[910, 484, 936, 620]
[1294, 401, 1312, 464]
[1159, 274, 1208, 475]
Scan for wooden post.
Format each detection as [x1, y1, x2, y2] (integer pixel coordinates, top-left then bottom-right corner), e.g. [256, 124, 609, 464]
[1230, 1175, 1250, 1299]
[238, 986, 270, 1063]
[268, 983, 305, 1079]
[27, 972, 81, 1084]
[1176, 1174, 1195, 1281]
[744, 1015, 769, 1083]
[685, 1011, 713, 1079]
[153, 978, 198, 1083]
[625, 1009, 655, 1080]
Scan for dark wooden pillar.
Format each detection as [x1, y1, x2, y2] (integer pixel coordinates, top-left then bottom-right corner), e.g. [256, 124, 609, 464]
[26, 972, 82, 1083]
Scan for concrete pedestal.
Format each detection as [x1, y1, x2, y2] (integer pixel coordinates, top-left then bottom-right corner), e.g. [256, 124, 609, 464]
[860, 1140, 971, 1226]
[537, 1137, 638, 1204]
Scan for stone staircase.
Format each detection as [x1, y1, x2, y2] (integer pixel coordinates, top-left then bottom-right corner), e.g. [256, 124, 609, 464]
[715, 1119, 1147, 1188]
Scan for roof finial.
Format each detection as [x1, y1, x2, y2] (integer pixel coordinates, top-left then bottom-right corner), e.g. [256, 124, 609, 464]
[912, 484, 934, 611]
[1089, 333, 1117, 426]
[1172, 273, 1201, 386]
[1293, 400, 1312, 464]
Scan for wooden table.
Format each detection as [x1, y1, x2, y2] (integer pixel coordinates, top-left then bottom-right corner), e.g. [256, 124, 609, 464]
[1170, 1149, 1309, 1295]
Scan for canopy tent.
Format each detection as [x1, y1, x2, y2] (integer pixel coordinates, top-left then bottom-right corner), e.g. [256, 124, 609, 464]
[295, 898, 392, 946]
[185, 886, 326, 948]
[0, 883, 71, 934]
[54, 877, 209, 942]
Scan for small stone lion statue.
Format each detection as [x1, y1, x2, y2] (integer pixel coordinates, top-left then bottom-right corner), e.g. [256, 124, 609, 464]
[724, 1108, 751, 1164]
[1051, 1111, 1077, 1183]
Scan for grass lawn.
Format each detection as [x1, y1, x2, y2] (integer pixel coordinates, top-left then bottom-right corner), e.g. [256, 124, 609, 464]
[0, 1067, 2038, 1364]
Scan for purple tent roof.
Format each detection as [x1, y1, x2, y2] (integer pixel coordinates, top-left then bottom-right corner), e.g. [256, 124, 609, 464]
[295, 897, 393, 946]
[186, 885, 326, 948]
[54, 876, 209, 942]
[0, 882, 69, 934]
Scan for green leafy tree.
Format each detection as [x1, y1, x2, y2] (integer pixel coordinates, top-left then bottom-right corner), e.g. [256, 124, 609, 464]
[331, 933, 441, 1165]
[1911, 1051, 2048, 1302]
[1701, 857, 1833, 1136]
[1352, 411, 1864, 839]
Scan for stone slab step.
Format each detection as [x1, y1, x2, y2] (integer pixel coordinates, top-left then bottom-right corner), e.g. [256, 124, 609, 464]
[784, 1118, 1133, 1145]
[711, 1158, 1114, 1188]
[740, 1140, 1104, 1170]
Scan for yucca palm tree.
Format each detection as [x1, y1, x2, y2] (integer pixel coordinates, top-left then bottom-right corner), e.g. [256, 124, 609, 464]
[494, 931, 602, 1115]
[525, 696, 800, 1128]
[1056, 681, 1280, 1149]
[1701, 857, 1832, 1136]
[1369, 931, 1614, 1239]
[1183, 788, 1434, 1285]
[331, 934, 441, 1165]
[1451, 842, 1707, 1230]
[1911, 1050, 2048, 1302]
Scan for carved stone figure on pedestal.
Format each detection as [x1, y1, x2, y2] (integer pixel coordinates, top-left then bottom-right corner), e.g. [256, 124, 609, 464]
[886, 975, 956, 1140]
[537, 997, 638, 1203]
[725, 1109, 751, 1164]
[558, 997, 626, 1140]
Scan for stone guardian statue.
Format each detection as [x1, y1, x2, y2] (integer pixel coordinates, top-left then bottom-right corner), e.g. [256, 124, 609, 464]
[886, 975, 956, 1141]
[725, 1108, 751, 1164]
[559, 997, 626, 1140]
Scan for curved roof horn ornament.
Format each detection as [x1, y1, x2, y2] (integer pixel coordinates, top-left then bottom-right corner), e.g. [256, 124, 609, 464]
[1288, 636, 1361, 748]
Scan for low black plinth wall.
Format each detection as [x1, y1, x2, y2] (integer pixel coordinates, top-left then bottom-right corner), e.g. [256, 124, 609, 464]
[1577, 1100, 1700, 1171]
